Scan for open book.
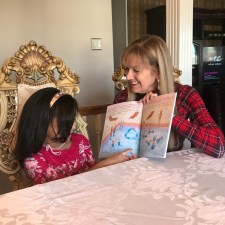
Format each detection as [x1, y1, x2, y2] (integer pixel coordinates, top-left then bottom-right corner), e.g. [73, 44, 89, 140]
[99, 93, 177, 159]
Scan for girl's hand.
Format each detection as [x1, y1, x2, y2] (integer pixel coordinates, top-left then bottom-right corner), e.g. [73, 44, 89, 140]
[139, 92, 158, 104]
[89, 149, 137, 171]
[106, 149, 137, 165]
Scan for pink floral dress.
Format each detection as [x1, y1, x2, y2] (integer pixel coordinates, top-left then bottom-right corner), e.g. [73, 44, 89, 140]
[24, 133, 96, 185]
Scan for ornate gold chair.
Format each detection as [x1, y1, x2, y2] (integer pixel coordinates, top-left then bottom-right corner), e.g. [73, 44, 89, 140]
[0, 40, 88, 191]
[112, 65, 182, 90]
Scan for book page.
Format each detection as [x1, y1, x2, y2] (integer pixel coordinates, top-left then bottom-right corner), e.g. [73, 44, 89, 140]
[139, 93, 177, 158]
[99, 101, 143, 158]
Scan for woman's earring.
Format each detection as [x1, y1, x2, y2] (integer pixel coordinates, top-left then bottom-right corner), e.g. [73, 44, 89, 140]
[157, 78, 160, 91]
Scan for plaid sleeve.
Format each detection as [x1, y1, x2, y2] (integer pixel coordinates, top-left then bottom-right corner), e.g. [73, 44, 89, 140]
[172, 85, 225, 158]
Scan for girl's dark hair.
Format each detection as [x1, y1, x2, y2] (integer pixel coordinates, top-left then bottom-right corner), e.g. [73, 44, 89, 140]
[15, 87, 78, 166]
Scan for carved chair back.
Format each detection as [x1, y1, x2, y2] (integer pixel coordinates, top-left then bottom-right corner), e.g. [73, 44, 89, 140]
[0, 40, 87, 191]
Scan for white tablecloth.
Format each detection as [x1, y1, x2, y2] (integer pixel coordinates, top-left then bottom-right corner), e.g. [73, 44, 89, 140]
[1, 148, 225, 225]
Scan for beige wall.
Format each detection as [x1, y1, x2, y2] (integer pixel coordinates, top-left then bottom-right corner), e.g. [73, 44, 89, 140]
[0, 0, 114, 195]
[0, 0, 114, 107]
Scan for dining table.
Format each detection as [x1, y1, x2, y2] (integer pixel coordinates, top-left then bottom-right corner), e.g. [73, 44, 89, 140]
[1, 148, 225, 225]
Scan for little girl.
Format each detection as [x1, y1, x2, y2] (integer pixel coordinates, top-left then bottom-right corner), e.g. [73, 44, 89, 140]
[15, 87, 136, 185]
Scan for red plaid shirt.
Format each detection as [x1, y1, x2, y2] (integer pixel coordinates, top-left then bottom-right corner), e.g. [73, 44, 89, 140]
[114, 83, 225, 158]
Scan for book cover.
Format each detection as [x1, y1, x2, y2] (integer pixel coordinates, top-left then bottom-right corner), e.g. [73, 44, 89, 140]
[99, 93, 177, 159]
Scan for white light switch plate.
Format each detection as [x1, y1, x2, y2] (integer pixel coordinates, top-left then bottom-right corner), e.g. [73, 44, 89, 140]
[91, 38, 102, 50]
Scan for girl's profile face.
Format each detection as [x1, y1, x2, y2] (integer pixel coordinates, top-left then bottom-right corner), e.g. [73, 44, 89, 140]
[123, 55, 159, 94]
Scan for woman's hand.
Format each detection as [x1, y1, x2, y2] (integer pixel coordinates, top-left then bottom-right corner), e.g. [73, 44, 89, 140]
[139, 92, 158, 104]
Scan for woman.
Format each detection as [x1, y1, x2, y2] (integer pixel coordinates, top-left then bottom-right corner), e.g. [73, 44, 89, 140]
[114, 34, 225, 158]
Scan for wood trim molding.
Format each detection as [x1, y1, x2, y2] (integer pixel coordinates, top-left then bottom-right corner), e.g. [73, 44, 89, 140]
[79, 104, 110, 116]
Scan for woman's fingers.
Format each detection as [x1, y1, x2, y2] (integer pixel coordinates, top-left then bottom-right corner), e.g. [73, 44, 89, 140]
[139, 92, 158, 104]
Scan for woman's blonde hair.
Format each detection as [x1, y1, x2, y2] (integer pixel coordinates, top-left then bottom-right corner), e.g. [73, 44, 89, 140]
[120, 35, 177, 150]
